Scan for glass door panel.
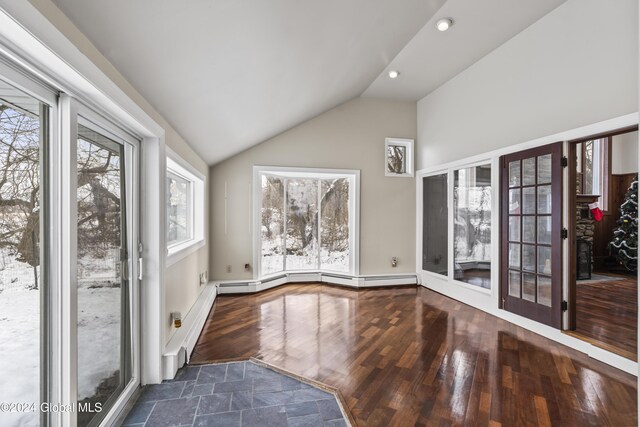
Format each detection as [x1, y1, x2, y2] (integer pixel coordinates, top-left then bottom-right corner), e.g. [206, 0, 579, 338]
[0, 78, 47, 427]
[76, 123, 131, 426]
[501, 142, 563, 328]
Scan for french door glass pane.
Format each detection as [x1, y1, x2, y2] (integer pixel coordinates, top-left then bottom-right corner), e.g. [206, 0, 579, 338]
[77, 124, 129, 426]
[537, 216, 551, 244]
[320, 178, 349, 272]
[523, 158, 536, 185]
[285, 178, 318, 270]
[522, 273, 536, 302]
[537, 154, 552, 184]
[508, 189, 520, 214]
[453, 165, 491, 288]
[508, 161, 520, 187]
[522, 244, 535, 272]
[537, 185, 552, 214]
[508, 243, 520, 269]
[0, 79, 45, 426]
[508, 270, 521, 297]
[538, 246, 552, 274]
[538, 276, 552, 306]
[522, 188, 536, 214]
[509, 216, 520, 242]
[261, 175, 284, 275]
[522, 216, 535, 243]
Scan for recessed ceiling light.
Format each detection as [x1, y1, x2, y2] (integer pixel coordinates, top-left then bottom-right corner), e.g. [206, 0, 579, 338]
[436, 18, 453, 32]
[388, 70, 400, 79]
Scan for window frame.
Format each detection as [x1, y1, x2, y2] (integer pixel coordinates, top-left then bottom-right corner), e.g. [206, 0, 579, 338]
[577, 136, 610, 212]
[253, 166, 360, 279]
[418, 158, 496, 295]
[166, 149, 205, 266]
[384, 137, 414, 177]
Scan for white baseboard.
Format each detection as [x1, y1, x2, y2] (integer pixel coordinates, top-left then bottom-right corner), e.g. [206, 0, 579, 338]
[216, 272, 418, 294]
[162, 282, 217, 380]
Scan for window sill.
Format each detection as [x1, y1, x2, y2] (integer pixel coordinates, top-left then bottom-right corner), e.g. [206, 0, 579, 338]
[167, 239, 205, 267]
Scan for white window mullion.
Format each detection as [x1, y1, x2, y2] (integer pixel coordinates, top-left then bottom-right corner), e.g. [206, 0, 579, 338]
[282, 177, 287, 273]
[317, 179, 322, 271]
[55, 94, 78, 427]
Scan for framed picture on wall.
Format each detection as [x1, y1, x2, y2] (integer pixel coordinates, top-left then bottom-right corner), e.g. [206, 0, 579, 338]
[385, 137, 414, 177]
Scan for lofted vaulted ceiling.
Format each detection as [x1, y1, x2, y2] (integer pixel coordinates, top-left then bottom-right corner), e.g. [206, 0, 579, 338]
[51, 0, 566, 164]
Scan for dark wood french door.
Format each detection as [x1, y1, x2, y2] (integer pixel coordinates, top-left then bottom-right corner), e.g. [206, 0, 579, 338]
[500, 142, 563, 328]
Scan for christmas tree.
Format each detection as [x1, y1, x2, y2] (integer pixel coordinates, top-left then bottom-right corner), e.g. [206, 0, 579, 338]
[610, 174, 638, 271]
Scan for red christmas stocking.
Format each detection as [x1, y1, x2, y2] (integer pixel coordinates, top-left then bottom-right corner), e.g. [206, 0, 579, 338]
[589, 202, 604, 222]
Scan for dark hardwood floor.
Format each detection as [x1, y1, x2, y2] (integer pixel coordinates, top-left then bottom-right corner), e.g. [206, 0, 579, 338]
[575, 273, 637, 361]
[192, 284, 637, 426]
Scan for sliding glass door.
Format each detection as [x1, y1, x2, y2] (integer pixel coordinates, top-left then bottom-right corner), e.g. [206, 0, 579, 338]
[76, 121, 135, 426]
[0, 60, 140, 426]
[0, 71, 50, 427]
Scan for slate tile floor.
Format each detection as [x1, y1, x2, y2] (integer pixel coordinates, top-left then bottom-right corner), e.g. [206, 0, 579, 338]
[122, 361, 348, 427]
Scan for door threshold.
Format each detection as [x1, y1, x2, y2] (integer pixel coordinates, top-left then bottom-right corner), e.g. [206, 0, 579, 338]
[562, 330, 637, 362]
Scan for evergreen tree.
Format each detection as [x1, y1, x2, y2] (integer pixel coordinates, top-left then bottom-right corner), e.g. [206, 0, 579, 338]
[610, 174, 638, 271]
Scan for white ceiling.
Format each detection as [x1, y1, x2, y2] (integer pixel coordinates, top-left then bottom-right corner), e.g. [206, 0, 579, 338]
[363, 0, 566, 100]
[50, 0, 566, 165]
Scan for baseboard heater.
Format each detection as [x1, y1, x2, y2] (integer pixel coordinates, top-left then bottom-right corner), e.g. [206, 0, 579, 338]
[217, 272, 417, 294]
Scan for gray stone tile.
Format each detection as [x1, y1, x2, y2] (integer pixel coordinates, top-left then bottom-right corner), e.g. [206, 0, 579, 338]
[197, 365, 228, 385]
[240, 405, 287, 427]
[224, 362, 245, 382]
[252, 390, 295, 407]
[193, 411, 241, 427]
[198, 393, 232, 415]
[230, 391, 252, 411]
[285, 401, 319, 418]
[288, 414, 324, 427]
[122, 401, 155, 425]
[173, 366, 201, 382]
[316, 399, 342, 421]
[292, 387, 332, 403]
[145, 397, 200, 426]
[181, 380, 197, 397]
[323, 420, 347, 427]
[193, 383, 215, 396]
[253, 377, 285, 393]
[213, 379, 253, 393]
[138, 382, 185, 402]
[280, 376, 305, 391]
[244, 363, 282, 381]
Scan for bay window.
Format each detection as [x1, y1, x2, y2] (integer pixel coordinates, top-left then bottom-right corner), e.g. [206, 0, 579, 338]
[255, 167, 359, 277]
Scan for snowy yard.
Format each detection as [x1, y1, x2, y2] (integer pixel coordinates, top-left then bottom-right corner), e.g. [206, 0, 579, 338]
[0, 257, 121, 427]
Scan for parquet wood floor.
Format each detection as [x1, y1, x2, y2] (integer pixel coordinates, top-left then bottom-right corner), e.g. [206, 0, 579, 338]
[191, 284, 637, 426]
[575, 274, 637, 361]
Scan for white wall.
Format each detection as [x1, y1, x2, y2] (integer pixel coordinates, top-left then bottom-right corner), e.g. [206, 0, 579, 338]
[417, 0, 638, 169]
[28, 0, 210, 343]
[612, 131, 638, 175]
[210, 97, 416, 279]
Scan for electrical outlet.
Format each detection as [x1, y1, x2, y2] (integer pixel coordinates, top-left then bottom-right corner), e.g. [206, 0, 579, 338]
[391, 257, 398, 267]
[244, 263, 250, 272]
[199, 271, 207, 285]
[226, 265, 232, 273]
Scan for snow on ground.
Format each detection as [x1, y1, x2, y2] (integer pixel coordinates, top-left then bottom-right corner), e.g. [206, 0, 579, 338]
[0, 256, 120, 427]
[261, 250, 349, 274]
[0, 288, 40, 427]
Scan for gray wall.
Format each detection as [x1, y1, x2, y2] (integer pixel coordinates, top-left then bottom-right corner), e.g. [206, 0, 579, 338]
[612, 131, 639, 175]
[210, 97, 417, 279]
[417, 0, 638, 169]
